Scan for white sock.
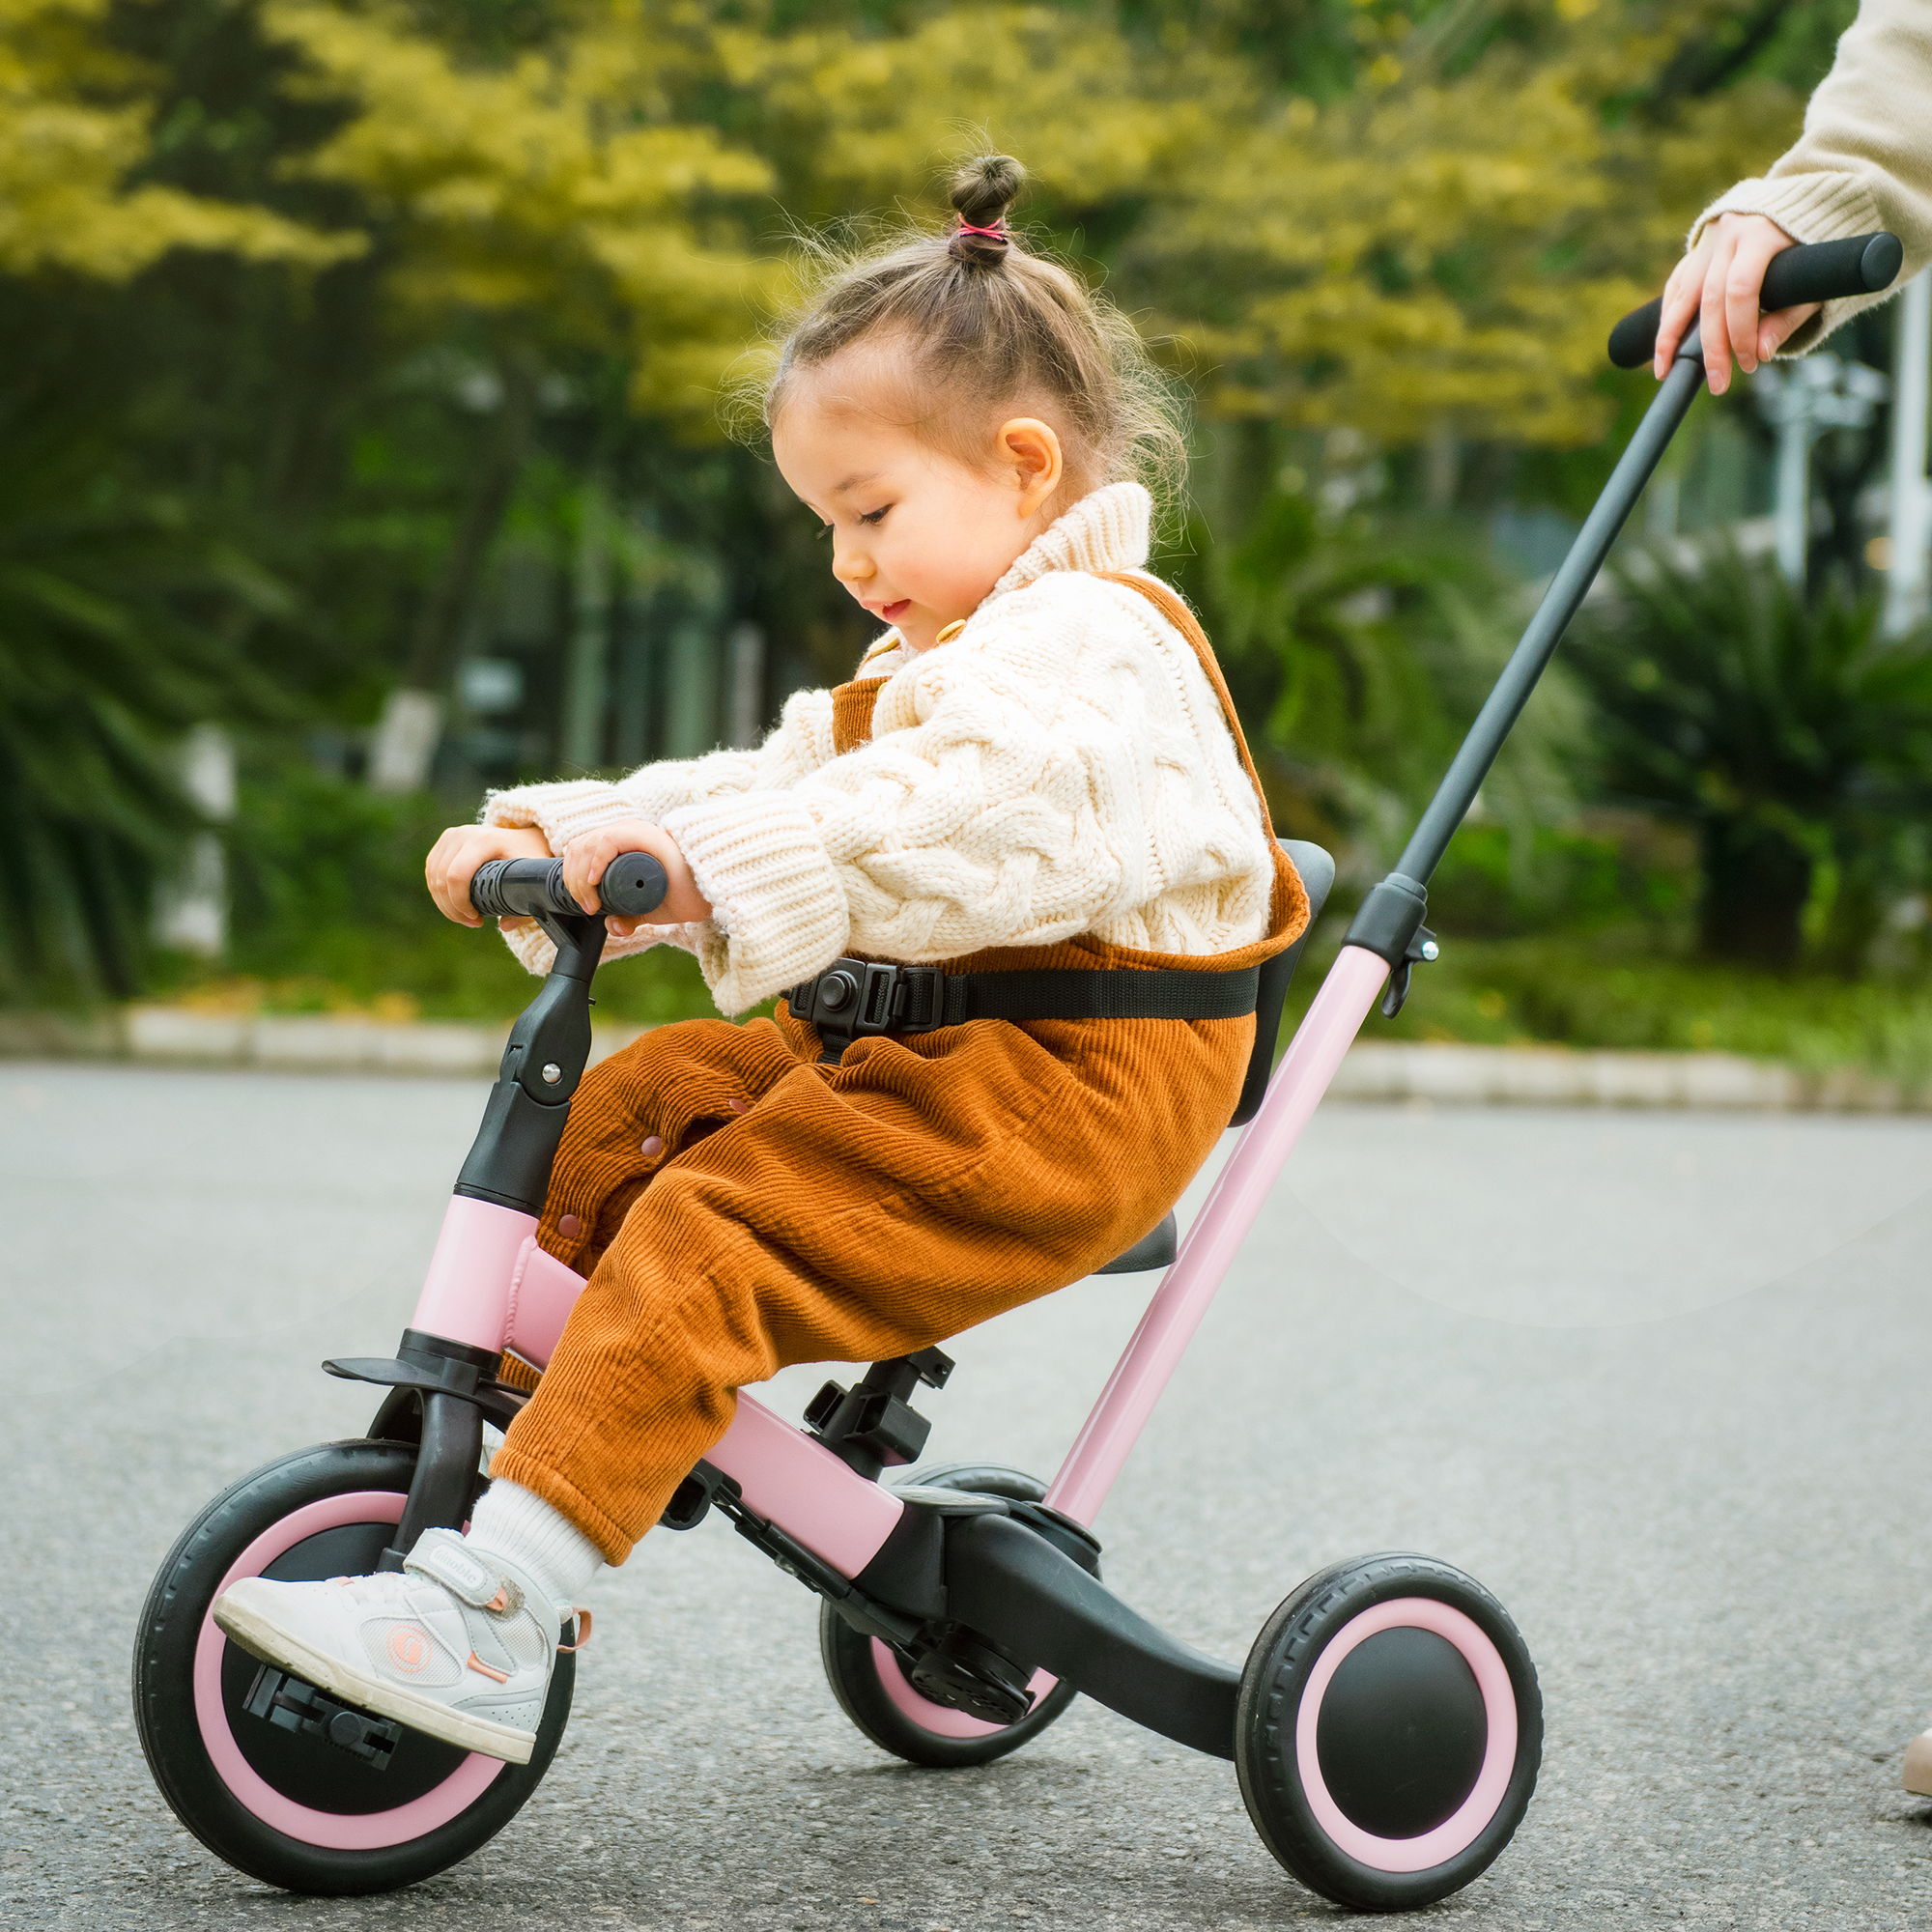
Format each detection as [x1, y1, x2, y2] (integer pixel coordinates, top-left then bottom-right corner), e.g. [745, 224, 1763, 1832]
[466, 1480, 605, 1611]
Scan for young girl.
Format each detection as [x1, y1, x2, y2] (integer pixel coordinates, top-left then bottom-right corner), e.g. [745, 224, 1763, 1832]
[215, 154, 1309, 1764]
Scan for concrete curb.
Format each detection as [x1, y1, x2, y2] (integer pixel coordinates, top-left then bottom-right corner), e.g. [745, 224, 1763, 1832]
[1325, 1040, 1926, 1112]
[0, 1006, 648, 1077]
[2, 1007, 1926, 1111]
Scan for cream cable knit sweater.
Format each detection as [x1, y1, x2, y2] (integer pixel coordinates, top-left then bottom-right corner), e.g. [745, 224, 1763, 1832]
[1690, 0, 1932, 355]
[482, 482, 1273, 1013]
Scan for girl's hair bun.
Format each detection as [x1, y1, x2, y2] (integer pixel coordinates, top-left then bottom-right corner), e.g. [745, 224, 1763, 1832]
[758, 146, 1189, 517]
[948, 154, 1024, 268]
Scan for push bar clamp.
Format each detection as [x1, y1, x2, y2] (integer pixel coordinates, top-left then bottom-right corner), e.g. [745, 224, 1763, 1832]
[1343, 872, 1439, 1020]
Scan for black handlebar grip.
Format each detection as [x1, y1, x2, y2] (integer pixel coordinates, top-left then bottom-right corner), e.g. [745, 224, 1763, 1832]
[468, 857, 564, 918]
[468, 852, 670, 920]
[599, 851, 669, 917]
[1607, 231, 1904, 370]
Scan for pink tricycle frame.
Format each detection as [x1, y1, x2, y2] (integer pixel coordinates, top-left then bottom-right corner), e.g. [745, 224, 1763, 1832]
[407, 941, 1394, 1581]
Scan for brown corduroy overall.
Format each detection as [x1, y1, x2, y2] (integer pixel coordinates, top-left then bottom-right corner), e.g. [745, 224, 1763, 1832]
[488, 579, 1309, 1564]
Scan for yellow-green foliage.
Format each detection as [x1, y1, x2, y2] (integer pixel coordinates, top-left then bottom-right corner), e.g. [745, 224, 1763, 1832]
[720, 5, 1191, 217]
[1127, 2, 1804, 445]
[0, 0, 357, 277]
[262, 0, 775, 414]
[724, 0, 1807, 450]
[3, 0, 1818, 443]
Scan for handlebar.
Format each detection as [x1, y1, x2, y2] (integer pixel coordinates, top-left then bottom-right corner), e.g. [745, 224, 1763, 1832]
[469, 853, 669, 921]
[1607, 231, 1904, 370]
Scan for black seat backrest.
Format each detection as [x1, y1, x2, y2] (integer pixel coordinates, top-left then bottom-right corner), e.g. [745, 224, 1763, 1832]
[1229, 839, 1336, 1127]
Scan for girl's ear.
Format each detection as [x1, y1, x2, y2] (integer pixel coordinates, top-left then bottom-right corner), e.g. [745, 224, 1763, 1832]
[999, 418, 1064, 518]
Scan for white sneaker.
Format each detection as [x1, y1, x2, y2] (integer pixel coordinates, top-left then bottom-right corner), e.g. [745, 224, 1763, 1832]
[1906, 1727, 1932, 1797]
[213, 1527, 575, 1764]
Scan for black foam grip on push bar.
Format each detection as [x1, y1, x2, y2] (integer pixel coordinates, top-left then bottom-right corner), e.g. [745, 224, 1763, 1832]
[1607, 231, 1904, 369]
[469, 851, 669, 920]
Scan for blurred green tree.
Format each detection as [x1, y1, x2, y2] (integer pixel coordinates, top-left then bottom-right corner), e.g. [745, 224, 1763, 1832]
[258, 0, 777, 781]
[0, 399, 295, 995]
[0, 0, 1882, 1007]
[0, 0, 355, 996]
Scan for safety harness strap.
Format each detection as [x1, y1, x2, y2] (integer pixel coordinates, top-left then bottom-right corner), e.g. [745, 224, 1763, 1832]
[785, 956, 1260, 1058]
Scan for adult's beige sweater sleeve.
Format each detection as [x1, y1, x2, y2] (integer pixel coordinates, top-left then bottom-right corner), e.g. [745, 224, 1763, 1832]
[661, 574, 1272, 1014]
[477, 686, 838, 975]
[1690, 0, 1932, 355]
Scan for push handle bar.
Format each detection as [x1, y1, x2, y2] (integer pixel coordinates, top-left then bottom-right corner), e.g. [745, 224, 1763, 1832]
[469, 852, 668, 921]
[1607, 231, 1903, 369]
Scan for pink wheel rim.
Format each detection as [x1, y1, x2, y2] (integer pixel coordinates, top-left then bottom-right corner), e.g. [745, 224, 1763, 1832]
[191, 1491, 504, 1849]
[1292, 1597, 1518, 1875]
[868, 1639, 1059, 1741]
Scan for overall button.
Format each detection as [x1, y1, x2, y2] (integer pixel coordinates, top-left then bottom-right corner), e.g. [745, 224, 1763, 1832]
[557, 1213, 582, 1238]
[640, 1134, 664, 1158]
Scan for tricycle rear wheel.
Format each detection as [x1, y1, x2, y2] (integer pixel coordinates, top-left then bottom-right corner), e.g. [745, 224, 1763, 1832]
[818, 1463, 1080, 1769]
[1235, 1551, 1541, 1912]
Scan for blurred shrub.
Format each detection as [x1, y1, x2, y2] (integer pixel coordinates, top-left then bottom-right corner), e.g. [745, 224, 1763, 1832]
[1569, 540, 1932, 972]
[1280, 927, 1932, 1090]
[188, 760, 716, 1024]
[1441, 939, 1932, 1093]
[1427, 824, 1629, 938]
[1163, 457, 1586, 867]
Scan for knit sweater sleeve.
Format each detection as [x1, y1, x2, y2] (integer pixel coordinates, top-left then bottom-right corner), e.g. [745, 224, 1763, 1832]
[661, 575, 1271, 1013]
[480, 686, 838, 975]
[1690, 0, 1932, 355]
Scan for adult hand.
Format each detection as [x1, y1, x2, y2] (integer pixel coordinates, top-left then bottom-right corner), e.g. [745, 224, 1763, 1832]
[425, 822, 552, 929]
[1654, 212, 1818, 394]
[559, 819, 712, 937]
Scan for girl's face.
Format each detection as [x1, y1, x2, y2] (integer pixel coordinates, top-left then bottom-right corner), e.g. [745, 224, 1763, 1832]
[772, 351, 1065, 655]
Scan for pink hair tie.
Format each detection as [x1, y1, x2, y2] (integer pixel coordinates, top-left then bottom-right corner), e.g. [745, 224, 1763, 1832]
[955, 221, 1007, 240]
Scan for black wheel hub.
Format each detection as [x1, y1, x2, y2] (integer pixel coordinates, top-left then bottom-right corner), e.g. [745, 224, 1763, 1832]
[1314, 1625, 1487, 1838]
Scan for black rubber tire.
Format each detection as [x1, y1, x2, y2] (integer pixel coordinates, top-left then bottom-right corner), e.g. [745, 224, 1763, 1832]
[818, 1463, 1081, 1769]
[133, 1439, 575, 1895]
[1235, 1552, 1541, 1913]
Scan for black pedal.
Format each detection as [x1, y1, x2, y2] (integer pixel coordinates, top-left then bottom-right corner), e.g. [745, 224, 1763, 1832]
[804, 1349, 956, 1479]
[242, 1664, 403, 1769]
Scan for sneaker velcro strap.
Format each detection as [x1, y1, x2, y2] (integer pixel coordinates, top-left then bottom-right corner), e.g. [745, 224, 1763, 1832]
[405, 1528, 542, 1623]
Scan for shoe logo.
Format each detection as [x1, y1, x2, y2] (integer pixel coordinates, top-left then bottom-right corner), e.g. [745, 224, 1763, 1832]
[386, 1626, 433, 1674]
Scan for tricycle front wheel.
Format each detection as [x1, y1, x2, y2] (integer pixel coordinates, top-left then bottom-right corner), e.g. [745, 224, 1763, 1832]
[133, 1438, 575, 1895]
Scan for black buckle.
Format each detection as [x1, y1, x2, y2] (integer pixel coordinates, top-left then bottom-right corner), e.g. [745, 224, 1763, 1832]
[789, 960, 945, 1041]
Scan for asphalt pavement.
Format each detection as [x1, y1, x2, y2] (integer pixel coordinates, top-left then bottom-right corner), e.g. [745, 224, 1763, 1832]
[7, 1062, 1932, 1929]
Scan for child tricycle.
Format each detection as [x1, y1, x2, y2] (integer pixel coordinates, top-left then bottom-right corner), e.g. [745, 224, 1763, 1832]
[133, 232, 1900, 1912]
